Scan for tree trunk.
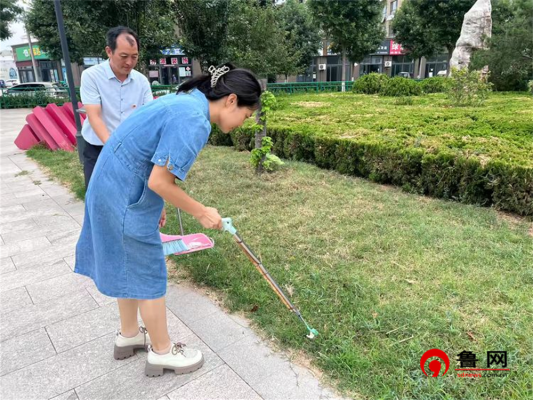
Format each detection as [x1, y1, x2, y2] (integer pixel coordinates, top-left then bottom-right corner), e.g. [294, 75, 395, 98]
[254, 102, 266, 149]
[447, 46, 454, 76]
[341, 48, 347, 92]
[418, 56, 423, 79]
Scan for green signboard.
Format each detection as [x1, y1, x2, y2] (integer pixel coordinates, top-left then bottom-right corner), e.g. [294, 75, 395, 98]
[15, 45, 50, 62]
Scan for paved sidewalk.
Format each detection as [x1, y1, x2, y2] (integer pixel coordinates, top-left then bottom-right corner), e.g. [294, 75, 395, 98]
[0, 109, 342, 400]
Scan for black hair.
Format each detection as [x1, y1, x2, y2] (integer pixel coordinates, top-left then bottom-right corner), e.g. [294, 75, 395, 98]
[106, 26, 140, 52]
[177, 63, 262, 109]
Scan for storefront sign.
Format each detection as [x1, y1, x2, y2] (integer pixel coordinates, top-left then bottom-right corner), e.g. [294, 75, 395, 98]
[15, 45, 49, 62]
[390, 41, 405, 55]
[159, 58, 167, 65]
[179, 66, 191, 77]
[181, 57, 189, 65]
[171, 58, 178, 65]
[161, 47, 185, 56]
[375, 40, 390, 55]
[149, 59, 157, 65]
[149, 70, 159, 77]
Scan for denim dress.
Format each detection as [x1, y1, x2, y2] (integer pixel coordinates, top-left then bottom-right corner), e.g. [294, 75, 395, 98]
[75, 89, 211, 299]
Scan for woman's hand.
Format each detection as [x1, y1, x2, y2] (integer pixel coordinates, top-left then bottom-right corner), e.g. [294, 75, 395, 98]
[158, 208, 167, 228]
[195, 207, 222, 230]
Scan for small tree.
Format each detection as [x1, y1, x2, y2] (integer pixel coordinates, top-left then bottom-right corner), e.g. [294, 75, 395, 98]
[250, 91, 283, 173]
[446, 67, 493, 106]
[277, 0, 322, 81]
[392, 0, 441, 78]
[0, 0, 22, 40]
[27, 0, 176, 67]
[414, 0, 477, 75]
[308, 0, 384, 91]
[172, 0, 231, 70]
[226, 0, 300, 79]
[470, 0, 533, 91]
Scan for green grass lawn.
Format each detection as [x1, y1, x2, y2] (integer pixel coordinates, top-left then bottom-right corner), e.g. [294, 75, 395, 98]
[265, 92, 533, 168]
[27, 144, 532, 399]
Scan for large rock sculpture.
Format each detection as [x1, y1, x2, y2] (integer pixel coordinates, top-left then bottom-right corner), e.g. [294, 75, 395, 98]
[450, 0, 492, 72]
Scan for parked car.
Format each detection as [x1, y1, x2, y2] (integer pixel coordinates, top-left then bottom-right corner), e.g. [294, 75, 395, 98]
[397, 72, 411, 78]
[6, 82, 68, 98]
[5, 79, 20, 87]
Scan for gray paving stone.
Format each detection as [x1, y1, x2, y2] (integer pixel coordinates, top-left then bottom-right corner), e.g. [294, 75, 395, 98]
[0, 333, 137, 400]
[0, 328, 56, 376]
[26, 272, 93, 304]
[1, 220, 80, 244]
[0, 205, 29, 223]
[39, 184, 72, 198]
[188, 309, 254, 352]
[46, 302, 120, 353]
[50, 390, 79, 400]
[34, 213, 79, 229]
[252, 364, 341, 400]
[0, 256, 15, 274]
[11, 243, 76, 269]
[0, 289, 98, 342]
[0, 286, 33, 317]
[218, 334, 292, 386]
[63, 255, 75, 271]
[166, 364, 261, 400]
[13, 186, 47, 199]
[75, 335, 224, 400]
[0, 236, 51, 258]
[1, 260, 72, 292]
[0, 207, 67, 225]
[165, 284, 220, 324]
[85, 284, 115, 306]
[51, 194, 85, 216]
[22, 198, 66, 213]
[73, 213, 84, 226]
[0, 217, 38, 235]
[46, 229, 80, 247]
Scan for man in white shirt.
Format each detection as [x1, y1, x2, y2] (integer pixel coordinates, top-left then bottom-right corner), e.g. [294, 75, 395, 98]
[81, 26, 153, 188]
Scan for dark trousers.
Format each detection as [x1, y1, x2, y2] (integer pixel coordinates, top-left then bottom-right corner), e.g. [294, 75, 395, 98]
[82, 138, 103, 189]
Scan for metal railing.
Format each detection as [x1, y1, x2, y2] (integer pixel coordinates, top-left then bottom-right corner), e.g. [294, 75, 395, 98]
[1, 81, 359, 108]
[266, 81, 355, 94]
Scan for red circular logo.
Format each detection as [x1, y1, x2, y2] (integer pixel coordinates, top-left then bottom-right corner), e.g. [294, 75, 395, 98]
[420, 349, 450, 377]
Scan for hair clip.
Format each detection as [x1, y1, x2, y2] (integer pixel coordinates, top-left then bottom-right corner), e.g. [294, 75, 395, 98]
[208, 65, 230, 88]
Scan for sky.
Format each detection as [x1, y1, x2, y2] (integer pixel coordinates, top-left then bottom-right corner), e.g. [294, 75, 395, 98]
[0, 0, 36, 53]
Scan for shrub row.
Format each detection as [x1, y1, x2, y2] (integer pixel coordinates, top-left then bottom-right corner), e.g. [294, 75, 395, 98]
[210, 125, 533, 216]
[353, 73, 450, 96]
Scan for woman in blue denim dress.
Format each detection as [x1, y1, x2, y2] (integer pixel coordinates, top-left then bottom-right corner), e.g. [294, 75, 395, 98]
[75, 64, 261, 377]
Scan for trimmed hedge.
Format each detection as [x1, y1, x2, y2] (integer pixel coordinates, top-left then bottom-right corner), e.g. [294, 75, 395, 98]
[380, 77, 423, 97]
[420, 77, 450, 94]
[352, 73, 390, 94]
[210, 124, 533, 216]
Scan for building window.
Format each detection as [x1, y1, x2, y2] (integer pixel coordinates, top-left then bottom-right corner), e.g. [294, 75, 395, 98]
[390, 0, 398, 15]
[359, 56, 383, 77]
[392, 55, 414, 77]
[382, 6, 387, 22]
[425, 53, 448, 78]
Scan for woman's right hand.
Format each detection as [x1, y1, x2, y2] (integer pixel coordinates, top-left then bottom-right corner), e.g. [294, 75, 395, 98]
[196, 206, 222, 230]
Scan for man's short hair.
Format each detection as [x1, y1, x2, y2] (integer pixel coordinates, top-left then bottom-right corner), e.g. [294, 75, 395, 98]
[106, 26, 140, 52]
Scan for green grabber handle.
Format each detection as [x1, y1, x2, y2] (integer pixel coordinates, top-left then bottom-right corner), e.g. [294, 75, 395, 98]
[222, 218, 237, 235]
[220, 216, 318, 340]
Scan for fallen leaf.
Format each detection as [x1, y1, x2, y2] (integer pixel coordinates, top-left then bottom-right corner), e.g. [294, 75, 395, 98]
[250, 305, 259, 312]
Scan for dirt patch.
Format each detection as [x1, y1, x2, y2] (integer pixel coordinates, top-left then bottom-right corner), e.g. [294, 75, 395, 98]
[291, 101, 328, 108]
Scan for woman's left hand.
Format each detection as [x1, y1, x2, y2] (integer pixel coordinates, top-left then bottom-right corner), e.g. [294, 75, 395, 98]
[159, 208, 167, 229]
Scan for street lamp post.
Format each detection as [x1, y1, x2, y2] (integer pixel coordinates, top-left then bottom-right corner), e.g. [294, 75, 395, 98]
[53, 0, 84, 163]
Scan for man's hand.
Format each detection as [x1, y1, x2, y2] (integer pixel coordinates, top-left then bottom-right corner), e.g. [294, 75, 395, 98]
[159, 208, 167, 229]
